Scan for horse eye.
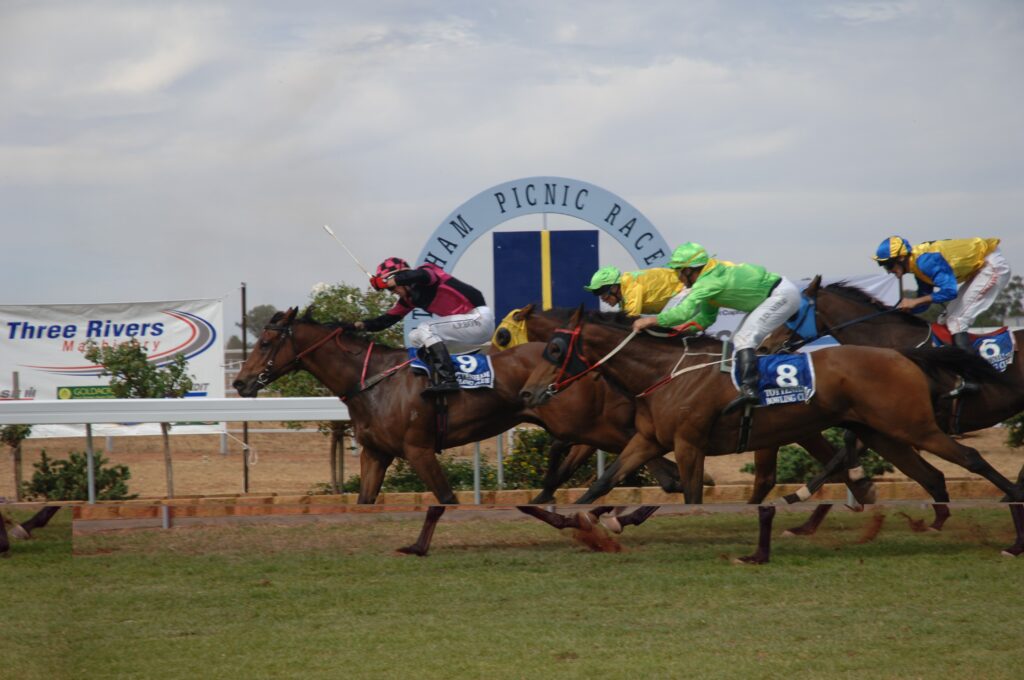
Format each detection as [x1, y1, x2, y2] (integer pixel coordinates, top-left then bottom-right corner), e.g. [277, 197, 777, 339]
[259, 339, 271, 349]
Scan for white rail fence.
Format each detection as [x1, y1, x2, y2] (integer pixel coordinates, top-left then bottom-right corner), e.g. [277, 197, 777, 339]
[0, 397, 520, 507]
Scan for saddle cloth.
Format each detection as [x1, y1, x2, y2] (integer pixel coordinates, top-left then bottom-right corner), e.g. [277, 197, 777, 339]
[733, 354, 816, 407]
[930, 324, 1016, 372]
[407, 349, 495, 389]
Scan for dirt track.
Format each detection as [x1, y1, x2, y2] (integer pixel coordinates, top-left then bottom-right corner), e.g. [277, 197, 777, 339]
[3, 423, 1021, 500]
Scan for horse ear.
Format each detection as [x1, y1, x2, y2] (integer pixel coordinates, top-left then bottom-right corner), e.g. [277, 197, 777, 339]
[569, 303, 585, 328]
[300, 305, 316, 322]
[284, 307, 298, 322]
[514, 303, 535, 321]
[805, 275, 822, 298]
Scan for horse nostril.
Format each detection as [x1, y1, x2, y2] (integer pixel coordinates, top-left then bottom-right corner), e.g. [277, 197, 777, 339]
[232, 380, 244, 390]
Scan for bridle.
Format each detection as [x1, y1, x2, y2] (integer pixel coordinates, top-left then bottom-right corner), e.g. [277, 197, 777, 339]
[254, 321, 343, 388]
[539, 324, 637, 398]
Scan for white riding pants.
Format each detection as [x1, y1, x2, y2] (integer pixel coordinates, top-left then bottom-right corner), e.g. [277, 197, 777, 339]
[408, 306, 496, 352]
[943, 249, 1011, 334]
[732, 277, 802, 351]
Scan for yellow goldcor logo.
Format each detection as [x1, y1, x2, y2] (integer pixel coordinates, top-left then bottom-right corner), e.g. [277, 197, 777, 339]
[58, 385, 114, 399]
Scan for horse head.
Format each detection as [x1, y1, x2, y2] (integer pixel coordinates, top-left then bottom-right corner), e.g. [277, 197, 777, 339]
[232, 307, 304, 397]
[519, 306, 591, 407]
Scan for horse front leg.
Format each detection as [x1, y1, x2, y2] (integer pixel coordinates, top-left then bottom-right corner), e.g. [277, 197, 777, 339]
[574, 434, 665, 504]
[747, 448, 778, 504]
[531, 442, 595, 504]
[393, 446, 458, 557]
[357, 449, 394, 505]
[1003, 504, 1024, 558]
[18, 506, 61, 536]
[734, 506, 776, 565]
[396, 506, 446, 557]
[673, 438, 707, 504]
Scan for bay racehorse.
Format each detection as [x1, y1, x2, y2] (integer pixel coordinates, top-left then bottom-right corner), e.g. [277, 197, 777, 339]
[494, 304, 877, 532]
[519, 309, 1024, 561]
[232, 308, 676, 554]
[764, 277, 1024, 553]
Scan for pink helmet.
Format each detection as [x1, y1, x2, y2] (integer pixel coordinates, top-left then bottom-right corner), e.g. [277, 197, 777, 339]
[375, 257, 410, 280]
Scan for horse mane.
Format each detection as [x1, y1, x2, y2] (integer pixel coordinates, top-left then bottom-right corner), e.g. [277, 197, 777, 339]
[899, 347, 1016, 389]
[823, 282, 929, 327]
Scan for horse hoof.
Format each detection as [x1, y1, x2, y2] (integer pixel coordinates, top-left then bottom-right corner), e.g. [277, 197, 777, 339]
[600, 515, 623, 534]
[732, 554, 768, 565]
[1001, 547, 1022, 558]
[575, 511, 596, 531]
[10, 524, 29, 540]
[395, 546, 427, 557]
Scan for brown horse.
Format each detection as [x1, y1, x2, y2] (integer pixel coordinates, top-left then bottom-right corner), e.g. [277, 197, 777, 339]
[495, 305, 877, 511]
[764, 277, 1024, 552]
[232, 308, 663, 553]
[520, 309, 1024, 561]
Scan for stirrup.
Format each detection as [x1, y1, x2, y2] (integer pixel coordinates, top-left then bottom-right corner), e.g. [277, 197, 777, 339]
[723, 388, 758, 415]
[945, 376, 978, 398]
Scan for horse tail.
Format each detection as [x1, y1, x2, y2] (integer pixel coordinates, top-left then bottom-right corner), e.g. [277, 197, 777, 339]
[899, 346, 1015, 389]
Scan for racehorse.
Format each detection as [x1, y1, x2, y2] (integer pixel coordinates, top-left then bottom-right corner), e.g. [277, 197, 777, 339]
[231, 308, 675, 554]
[494, 304, 878, 525]
[764, 277, 1024, 552]
[519, 309, 1024, 561]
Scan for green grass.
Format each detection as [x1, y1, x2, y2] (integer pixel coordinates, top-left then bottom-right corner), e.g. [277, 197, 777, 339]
[2, 507, 1022, 679]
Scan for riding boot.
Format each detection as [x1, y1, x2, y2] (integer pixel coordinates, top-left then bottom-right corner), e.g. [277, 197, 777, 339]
[422, 343, 460, 394]
[949, 332, 980, 395]
[723, 348, 760, 414]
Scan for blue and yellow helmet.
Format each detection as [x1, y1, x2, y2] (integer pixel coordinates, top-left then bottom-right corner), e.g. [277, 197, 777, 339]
[873, 236, 912, 263]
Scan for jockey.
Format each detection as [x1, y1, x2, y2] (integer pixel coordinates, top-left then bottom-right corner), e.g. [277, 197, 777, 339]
[872, 236, 1010, 353]
[583, 265, 687, 315]
[350, 257, 495, 393]
[632, 242, 802, 414]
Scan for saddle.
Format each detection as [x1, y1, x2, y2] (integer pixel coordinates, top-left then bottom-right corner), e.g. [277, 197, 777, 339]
[930, 323, 1009, 347]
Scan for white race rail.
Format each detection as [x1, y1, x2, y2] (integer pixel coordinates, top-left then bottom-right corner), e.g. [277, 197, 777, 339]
[0, 397, 349, 425]
[0, 398, 351, 510]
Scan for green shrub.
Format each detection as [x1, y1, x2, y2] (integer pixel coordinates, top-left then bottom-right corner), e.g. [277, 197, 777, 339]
[1005, 413, 1024, 449]
[21, 450, 137, 501]
[740, 427, 894, 484]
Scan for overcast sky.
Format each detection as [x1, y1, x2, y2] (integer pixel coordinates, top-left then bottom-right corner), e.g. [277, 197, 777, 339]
[2, 1, 1022, 333]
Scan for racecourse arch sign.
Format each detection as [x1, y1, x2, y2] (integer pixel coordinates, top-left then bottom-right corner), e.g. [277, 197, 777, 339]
[414, 176, 672, 272]
[406, 177, 673, 334]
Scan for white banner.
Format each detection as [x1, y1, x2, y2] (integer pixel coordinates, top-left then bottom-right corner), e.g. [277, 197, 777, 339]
[0, 298, 224, 437]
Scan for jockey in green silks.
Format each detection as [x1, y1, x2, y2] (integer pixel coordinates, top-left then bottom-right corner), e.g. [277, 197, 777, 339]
[632, 242, 802, 413]
[583, 265, 687, 316]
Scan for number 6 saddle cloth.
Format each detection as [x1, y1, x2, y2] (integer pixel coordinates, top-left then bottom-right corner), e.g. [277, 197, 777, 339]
[407, 348, 496, 389]
[732, 354, 816, 407]
[930, 324, 1016, 372]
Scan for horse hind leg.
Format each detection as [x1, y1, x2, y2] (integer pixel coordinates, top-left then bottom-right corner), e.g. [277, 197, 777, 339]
[18, 506, 60, 536]
[735, 506, 776, 565]
[396, 506, 446, 557]
[918, 432, 1023, 502]
[1003, 504, 1024, 558]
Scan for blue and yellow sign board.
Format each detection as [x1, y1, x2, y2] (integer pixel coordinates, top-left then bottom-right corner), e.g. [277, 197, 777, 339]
[492, 230, 598, 320]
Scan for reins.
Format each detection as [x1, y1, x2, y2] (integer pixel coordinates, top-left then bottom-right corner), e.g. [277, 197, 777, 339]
[547, 327, 638, 394]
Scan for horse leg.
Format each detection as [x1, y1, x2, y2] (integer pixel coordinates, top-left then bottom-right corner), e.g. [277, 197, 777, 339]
[403, 446, 459, 505]
[673, 438, 707, 504]
[1003, 504, 1024, 558]
[854, 428, 952, 531]
[0, 514, 10, 558]
[735, 506, 776, 565]
[18, 506, 61, 536]
[575, 435, 665, 505]
[396, 506, 446, 557]
[357, 449, 394, 504]
[747, 448, 778, 504]
[531, 442, 595, 504]
[915, 432, 1022, 502]
[516, 505, 592, 530]
[601, 506, 659, 534]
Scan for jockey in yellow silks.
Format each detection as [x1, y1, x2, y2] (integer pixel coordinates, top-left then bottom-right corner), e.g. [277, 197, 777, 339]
[872, 236, 1010, 352]
[583, 266, 686, 315]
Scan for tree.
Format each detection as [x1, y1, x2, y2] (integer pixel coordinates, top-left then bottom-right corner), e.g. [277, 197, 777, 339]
[986, 274, 1024, 325]
[273, 282, 403, 492]
[237, 304, 280, 342]
[1, 424, 31, 501]
[84, 339, 194, 498]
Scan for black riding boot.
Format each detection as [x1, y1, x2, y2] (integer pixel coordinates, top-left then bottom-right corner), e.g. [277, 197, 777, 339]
[949, 332, 979, 395]
[422, 343, 460, 395]
[952, 332, 975, 354]
[723, 348, 760, 414]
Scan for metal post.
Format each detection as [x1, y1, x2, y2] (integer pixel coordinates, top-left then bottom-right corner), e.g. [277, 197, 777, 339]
[105, 435, 114, 453]
[12, 372, 22, 501]
[473, 442, 481, 504]
[495, 434, 504, 489]
[241, 282, 250, 493]
[161, 504, 171, 530]
[86, 423, 96, 504]
[220, 430, 227, 455]
[597, 450, 606, 478]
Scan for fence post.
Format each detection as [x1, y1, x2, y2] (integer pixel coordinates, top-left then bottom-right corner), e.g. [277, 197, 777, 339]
[597, 450, 606, 479]
[473, 442, 481, 504]
[86, 423, 96, 504]
[495, 434, 504, 490]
